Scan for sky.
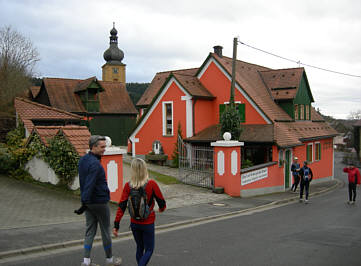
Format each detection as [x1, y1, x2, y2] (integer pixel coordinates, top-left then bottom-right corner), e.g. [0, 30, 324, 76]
[1, 0, 360, 119]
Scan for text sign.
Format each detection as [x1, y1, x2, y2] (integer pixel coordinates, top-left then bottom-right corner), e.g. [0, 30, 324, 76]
[241, 167, 268, 186]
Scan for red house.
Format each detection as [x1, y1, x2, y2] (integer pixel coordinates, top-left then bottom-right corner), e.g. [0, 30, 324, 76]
[130, 46, 338, 195]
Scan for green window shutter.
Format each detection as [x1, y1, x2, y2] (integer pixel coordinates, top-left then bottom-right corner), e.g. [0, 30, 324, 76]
[237, 103, 245, 123]
[219, 104, 226, 122]
[306, 145, 312, 162]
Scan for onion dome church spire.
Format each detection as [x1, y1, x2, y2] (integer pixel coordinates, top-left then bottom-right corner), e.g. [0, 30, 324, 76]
[102, 23, 126, 83]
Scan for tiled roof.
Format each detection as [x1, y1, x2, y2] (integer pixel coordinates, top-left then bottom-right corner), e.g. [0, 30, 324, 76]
[60, 126, 91, 156]
[275, 121, 338, 147]
[185, 124, 274, 143]
[30, 125, 90, 156]
[74, 76, 98, 93]
[34, 126, 61, 146]
[136, 68, 199, 107]
[185, 109, 337, 148]
[15, 97, 82, 133]
[42, 77, 137, 114]
[260, 68, 304, 100]
[173, 73, 214, 99]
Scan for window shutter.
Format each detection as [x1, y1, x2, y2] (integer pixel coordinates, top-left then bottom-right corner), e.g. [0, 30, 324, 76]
[219, 104, 226, 122]
[237, 103, 245, 123]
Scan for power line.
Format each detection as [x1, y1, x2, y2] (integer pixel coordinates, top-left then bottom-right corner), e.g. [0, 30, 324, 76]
[237, 40, 361, 78]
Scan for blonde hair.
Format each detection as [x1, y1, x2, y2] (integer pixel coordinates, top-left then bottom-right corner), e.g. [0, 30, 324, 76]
[130, 158, 149, 188]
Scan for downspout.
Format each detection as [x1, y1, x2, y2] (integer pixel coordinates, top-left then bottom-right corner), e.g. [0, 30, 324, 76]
[192, 98, 197, 136]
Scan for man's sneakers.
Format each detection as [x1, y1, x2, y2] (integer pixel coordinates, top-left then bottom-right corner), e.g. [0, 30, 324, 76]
[348, 201, 355, 205]
[304, 199, 309, 204]
[105, 257, 122, 266]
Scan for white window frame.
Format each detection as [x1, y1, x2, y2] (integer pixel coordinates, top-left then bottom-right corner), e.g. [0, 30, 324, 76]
[162, 101, 173, 136]
[307, 143, 313, 163]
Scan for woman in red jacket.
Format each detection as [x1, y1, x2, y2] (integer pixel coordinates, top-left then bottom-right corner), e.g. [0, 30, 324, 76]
[343, 164, 361, 204]
[113, 158, 166, 266]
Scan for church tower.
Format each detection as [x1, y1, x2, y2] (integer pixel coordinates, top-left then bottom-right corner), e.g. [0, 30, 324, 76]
[102, 23, 126, 83]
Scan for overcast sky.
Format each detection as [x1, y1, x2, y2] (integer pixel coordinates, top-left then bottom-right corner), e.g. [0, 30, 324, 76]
[1, 0, 360, 119]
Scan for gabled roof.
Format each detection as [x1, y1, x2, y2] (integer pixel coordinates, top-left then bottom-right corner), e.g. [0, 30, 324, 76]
[259, 68, 304, 101]
[73, 76, 104, 93]
[172, 73, 214, 99]
[207, 53, 293, 122]
[136, 68, 199, 107]
[15, 97, 82, 134]
[60, 126, 91, 156]
[29, 86, 41, 98]
[28, 125, 90, 156]
[40, 77, 137, 114]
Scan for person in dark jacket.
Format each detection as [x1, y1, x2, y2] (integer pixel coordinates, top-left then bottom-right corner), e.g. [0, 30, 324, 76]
[299, 161, 313, 204]
[113, 158, 166, 266]
[78, 135, 122, 266]
[291, 157, 300, 192]
[343, 164, 361, 204]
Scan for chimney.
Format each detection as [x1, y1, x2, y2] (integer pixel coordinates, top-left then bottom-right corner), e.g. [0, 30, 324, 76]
[213, 45, 223, 57]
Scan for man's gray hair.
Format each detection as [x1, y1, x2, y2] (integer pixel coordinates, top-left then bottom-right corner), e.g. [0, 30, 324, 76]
[89, 135, 106, 149]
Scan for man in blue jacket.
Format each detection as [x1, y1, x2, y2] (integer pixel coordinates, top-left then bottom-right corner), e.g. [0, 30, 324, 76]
[78, 135, 122, 266]
[299, 161, 313, 204]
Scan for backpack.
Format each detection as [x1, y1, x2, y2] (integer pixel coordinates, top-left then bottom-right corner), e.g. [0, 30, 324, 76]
[303, 167, 310, 181]
[128, 182, 150, 220]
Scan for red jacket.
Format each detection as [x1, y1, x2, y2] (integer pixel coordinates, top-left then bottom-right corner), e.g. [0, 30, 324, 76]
[114, 179, 166, 229]
[343, 167, 361, 184]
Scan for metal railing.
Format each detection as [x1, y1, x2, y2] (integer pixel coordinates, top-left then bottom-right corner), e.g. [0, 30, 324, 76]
[178, 137, 214, 188]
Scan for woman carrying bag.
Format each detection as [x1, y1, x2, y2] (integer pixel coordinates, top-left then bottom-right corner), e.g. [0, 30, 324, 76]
[113, 158, 166, 266]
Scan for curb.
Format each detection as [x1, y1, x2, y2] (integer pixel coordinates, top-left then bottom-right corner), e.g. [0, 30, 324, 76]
[0, 179, 342, 261]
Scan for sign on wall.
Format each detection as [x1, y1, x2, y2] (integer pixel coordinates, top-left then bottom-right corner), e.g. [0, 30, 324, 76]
[241, 167, 268, 186]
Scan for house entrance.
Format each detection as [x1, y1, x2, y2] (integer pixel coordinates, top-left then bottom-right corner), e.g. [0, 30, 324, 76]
[178, 137, 214, 189]
[284, 150, 291, 188]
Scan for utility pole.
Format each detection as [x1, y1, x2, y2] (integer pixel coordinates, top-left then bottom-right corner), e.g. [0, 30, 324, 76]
[230, 37, 238, 105]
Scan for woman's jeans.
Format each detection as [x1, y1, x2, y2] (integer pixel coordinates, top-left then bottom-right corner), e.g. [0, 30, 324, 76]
[130, 223, 155, 266]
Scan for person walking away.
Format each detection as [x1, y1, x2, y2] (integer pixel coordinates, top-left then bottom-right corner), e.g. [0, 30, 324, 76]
[113, 158, 166, 266]
[299, 161, 313, 204]
[343, 164, 361, 204]
[291, 157, 300, 192]
[78, 135, 122, 266]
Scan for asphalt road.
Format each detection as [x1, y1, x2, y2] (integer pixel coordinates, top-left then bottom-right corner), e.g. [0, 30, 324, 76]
[3, 153, 360, 266]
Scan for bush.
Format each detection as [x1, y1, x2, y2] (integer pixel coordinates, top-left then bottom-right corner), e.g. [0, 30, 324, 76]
[0, 145, 17, 174]
[242, 159, 253, 169]
[45, 135, 79, 187]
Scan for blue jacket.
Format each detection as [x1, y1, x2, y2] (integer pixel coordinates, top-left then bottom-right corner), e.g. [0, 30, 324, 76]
[78, 152, 110, 204]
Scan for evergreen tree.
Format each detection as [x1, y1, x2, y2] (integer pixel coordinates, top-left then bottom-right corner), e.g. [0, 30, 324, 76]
[171, 122, 183, 167]
[220, 103, 242, 140]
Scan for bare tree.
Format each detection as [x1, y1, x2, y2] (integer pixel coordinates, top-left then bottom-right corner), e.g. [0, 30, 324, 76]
[348, 109, 361, 120]
[0, 25, 40, 113]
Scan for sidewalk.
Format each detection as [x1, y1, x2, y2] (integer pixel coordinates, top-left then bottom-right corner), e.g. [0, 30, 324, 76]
[0, 162, 342, 260]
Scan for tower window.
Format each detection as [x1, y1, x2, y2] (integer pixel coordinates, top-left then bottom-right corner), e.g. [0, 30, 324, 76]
[113, 68, 118, 74]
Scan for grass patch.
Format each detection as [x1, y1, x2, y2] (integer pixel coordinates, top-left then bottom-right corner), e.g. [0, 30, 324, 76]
[148, 169, 181, 185]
